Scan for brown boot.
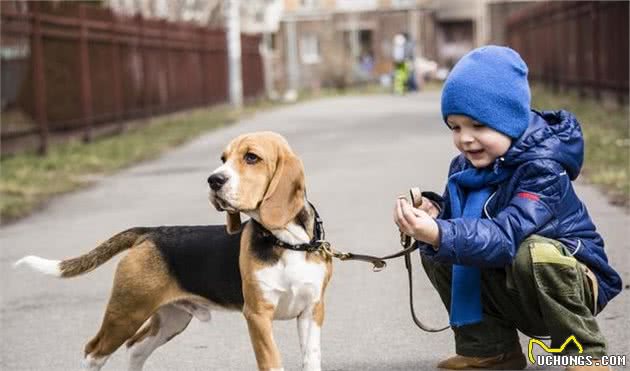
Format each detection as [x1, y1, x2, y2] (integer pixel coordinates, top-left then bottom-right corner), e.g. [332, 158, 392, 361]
[437, 348, 527, 370]
[566, 361, 609, 371]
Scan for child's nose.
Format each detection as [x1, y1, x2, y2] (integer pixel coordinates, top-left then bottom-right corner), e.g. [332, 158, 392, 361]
[460, 132, 475, 143]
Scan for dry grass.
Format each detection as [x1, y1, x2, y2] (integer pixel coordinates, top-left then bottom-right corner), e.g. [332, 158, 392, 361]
[1, 105, 245, 223]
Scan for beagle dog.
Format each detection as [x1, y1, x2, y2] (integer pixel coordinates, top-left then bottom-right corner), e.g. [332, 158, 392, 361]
[15, 132, 333, 371]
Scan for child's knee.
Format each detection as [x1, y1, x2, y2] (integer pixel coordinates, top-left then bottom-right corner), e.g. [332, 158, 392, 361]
[520, 235, 581, 296]
[420, 253, 451, 276]
[512, 235, 575, 279]
[511, 235, 538, 279]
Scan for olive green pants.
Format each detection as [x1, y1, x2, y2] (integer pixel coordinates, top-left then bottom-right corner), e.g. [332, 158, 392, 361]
[421, 235, 607, 358]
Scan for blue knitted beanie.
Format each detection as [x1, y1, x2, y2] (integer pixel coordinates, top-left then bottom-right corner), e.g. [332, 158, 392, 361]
[441, 46, 531, 139]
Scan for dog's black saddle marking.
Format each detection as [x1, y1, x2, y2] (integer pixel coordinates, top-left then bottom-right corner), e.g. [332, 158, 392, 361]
[249, 221, 283, 265]
[150, 225, 244, 309]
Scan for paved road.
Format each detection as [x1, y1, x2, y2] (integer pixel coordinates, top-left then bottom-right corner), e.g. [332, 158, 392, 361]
[2, 92, 628, 370]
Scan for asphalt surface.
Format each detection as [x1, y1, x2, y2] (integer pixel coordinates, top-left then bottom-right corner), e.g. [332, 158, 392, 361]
[1, 91, 628, 370]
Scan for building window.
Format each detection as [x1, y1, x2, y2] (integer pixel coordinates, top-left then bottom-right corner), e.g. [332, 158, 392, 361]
[301, 0, 319, 9]
[336, 0, 377, 11]
[300, 34, 320, 64]
[391, 0, 416, 8]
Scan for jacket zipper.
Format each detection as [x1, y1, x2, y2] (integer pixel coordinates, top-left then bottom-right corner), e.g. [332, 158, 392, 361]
[570, 239, 582, 256]
[483, 191, 497, 219]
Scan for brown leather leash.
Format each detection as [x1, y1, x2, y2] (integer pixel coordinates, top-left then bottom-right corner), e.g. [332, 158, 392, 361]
[317, 187, 450, 333]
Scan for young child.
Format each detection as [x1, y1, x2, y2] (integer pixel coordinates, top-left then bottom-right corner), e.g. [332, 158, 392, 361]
[393, 46, 621, 371]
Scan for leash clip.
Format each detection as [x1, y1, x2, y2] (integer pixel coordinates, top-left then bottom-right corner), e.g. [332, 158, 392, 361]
[372, 260, 386, 272]
[316, 240, 335, 258]
[317, 241, 357, 264]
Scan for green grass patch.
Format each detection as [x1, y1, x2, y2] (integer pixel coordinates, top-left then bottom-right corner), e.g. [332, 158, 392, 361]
[0, 104, 254, 223]
[0, 86, 378, 224]
[531, 85, 629, 208]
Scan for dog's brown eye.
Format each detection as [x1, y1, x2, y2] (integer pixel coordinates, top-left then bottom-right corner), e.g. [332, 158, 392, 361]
[220, 155, 226, 163]
[244, 152, 259, 164]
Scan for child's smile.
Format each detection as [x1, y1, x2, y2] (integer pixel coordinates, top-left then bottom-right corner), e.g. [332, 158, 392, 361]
[465, 148, 484, 157]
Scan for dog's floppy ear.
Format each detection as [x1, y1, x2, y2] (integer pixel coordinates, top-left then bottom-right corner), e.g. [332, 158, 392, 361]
[225, 212, 242, 234]
[259, 153, 305, 230]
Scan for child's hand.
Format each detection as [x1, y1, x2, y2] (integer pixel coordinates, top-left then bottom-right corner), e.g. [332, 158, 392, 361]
[418, 196, 440, 218]
[394, 198, 440, 247]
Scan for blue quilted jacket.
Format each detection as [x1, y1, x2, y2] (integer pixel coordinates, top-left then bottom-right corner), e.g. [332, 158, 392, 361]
[421, 110, 622, 311]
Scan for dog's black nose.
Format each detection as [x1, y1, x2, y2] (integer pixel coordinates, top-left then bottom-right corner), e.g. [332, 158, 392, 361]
[208, 173, 228, 191]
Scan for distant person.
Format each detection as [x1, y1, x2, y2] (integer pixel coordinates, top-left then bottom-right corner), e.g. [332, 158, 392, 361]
[392, 33, 406, 63]
[392, 33, 408, 95]
[393, 46, 621, 370]
[402, 32, 417, 92]
[359, 52, 374, 80]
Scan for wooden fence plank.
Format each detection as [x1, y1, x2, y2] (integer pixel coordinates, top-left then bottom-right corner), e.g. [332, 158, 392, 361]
[1, 2, 263, 155]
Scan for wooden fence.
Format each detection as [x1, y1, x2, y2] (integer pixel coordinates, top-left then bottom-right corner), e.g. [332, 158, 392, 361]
[506, 1, 628, 103]
[1, 2, 264, 154]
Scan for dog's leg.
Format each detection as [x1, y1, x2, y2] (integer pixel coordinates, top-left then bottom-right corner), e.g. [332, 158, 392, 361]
[82, 244, 171, 370]
[126, 304, 192, 371]
[81, 354, 110, 371]
[297, 302, 323, 371]
[243, 303, 283, 371]
[297, 311, 309, 354]
[83, 302, 153, 370]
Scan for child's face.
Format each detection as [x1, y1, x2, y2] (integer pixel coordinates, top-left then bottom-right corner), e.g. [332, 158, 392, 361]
[447, 115, 512, 168]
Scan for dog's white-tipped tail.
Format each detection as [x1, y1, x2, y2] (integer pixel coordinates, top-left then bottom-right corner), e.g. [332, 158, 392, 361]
[14, 256, 62, 277]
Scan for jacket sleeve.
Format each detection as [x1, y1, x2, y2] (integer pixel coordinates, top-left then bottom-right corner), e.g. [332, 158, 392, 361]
[425, 160, 566, 267]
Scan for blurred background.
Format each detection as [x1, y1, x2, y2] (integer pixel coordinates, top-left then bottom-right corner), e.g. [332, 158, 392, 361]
[1, 0, 629, 221]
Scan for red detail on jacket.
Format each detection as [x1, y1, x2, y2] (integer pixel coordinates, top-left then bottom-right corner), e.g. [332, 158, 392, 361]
[517, 192, 540, 201]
